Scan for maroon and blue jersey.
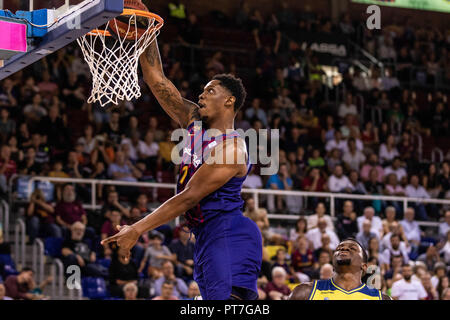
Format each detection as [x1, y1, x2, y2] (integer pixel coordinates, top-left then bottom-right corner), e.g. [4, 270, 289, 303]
[176, 121, 251, 228]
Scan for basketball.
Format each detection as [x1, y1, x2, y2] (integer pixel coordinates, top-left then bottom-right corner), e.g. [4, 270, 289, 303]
[109, 0, 150, 41]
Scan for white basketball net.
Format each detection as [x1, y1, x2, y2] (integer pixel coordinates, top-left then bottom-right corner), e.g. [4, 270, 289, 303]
[77, 13, 161, 106]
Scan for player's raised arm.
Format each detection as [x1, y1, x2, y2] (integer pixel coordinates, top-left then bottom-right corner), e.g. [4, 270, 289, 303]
[139, 40, 199, 127]
[101, 139, 247, 260]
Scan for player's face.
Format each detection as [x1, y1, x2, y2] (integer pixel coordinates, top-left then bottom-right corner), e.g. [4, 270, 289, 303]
[333, 241, 365, 271]
[198, 80, 233, 123]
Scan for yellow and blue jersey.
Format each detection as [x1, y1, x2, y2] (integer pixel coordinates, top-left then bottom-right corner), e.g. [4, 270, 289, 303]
[308, 279, 382, 300]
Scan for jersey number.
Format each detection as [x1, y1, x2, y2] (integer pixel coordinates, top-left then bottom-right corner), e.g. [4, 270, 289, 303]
[179, 165, 189, 185]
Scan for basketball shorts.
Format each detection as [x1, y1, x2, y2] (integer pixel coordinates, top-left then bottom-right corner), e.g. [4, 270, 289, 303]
[192, 212, 262, 300]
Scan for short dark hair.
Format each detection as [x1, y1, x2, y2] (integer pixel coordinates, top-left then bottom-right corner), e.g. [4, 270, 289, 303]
[212, 73, 247, 112]
[163, 280, 175, 287]
[21, 267, 34, 274]
[342, 237, 368, 263]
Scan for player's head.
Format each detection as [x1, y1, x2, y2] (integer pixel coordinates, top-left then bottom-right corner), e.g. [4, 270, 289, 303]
[197, 73, 247, 124]
[333, 238, 368, 275]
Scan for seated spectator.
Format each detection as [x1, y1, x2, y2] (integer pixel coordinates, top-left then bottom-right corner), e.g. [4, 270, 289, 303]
[306, 218, 339, 251]
[152, 280, 179, 300]
[23, 94, 47, 123]
[185, 281, 201, 300]
[439, 210, 450, 240]
[379, 134, 399, 166]
[135, 193, 150, 215]
[243, 166, 263, 189]
[438, 162, 450, 199]
[264, 267, 291, 300]
[439, 230, 450, 265]
[289, 217, 308, 243]
[77, 124, 96, 155]
[0, 145, 17, 191]
[420, 272, 439, 300]
[101, 209, 125, 257]
[0, 108, 15, 140]
[325, 130, 347, 155]
[123, 282, 139, 300]
[381, 221, 408, 252]
[422, 163, 442, 199]
[101, 190, 130, 219]
[336, 200, 358, 240]
[126, 207, 144, 225]
[169, 225, 195, 279]
[326, 148, 343, 174]
[400, 207, 422, 256]
[417, 246, 442, 274]
[391, 264, 427, 300]
[383, 254, 404, 287]
[327, 165, 353, 193]
[382, 206, 399, 236]
[405, 175, 431, 221]
[108, 150, 142, 182]
[307, 149, 325, 169]
[342, 138, 366, 171]
[348, 170, 367, 195]
[357, 207, 383, 238]
[360, 153, 384, 182]
[154, 260, 188, 299]
[356, 220, 379, 249]
[139, 130, 159, 163]
[307, 202, 334, 231]
[384, 157, 407, 182]
[30, 133, 49, 165]
[430, 262, 447, 289]
[319, 263, 333, 280]
[380, 234, 410, 268]
[301, 167, 327, 193]
[361, 121, 379, 151]
[0, 283, 12, 300]
[340, 115, 360, 140]
[61, 222, 108, 278]
[55, 184, 94, 239]
[26, 189, 62, 243]
[4, 268, 42, 300]
[309, 250, 332, 280]
[338, 92, 357, 120]
[364, 168, 384, 197]
[245, 97, 268, 127]
[108, 251, 140, 298]
[314, 234, 335, 261]
[101, 110, 121, 145]
[290, 236, 314, 282]
[265, 163, 297, 213]
[367, 236, 381, 261]
[121, 131, 144, 163]
[138, 232, 174, 274]
[383, 174, 406, 213]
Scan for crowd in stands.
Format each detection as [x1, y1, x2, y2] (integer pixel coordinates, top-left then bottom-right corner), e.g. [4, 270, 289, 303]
[0, 0, 449, 300]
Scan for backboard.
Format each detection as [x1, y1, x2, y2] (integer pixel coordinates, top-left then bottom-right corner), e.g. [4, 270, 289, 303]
[0, 0, 124, 80]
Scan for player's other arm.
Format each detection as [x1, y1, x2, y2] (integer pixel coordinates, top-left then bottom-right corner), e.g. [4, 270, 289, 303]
[139, 40, 199, 127]
[101, 141, 246, 260]
[288, 282, 314, 300]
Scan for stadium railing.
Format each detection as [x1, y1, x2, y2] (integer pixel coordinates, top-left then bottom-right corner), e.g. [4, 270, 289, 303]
[9, 176, 448, 229]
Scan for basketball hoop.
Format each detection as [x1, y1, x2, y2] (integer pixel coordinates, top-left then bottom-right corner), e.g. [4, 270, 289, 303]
[77, 9, 164, 106]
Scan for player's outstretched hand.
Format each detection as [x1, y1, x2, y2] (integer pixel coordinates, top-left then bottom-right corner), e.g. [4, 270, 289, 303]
[100, 225, 140, 261]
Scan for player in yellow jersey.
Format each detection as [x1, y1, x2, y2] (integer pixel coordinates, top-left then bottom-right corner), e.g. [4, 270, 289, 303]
[289, 238, 391, 300]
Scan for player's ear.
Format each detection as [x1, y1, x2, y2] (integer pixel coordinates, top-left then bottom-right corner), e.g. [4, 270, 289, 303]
[225, 96, 235, 108]
[361, 262, 368, 276]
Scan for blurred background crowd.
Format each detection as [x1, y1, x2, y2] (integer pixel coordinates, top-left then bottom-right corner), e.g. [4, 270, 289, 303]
[0, 0, 449, 300]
